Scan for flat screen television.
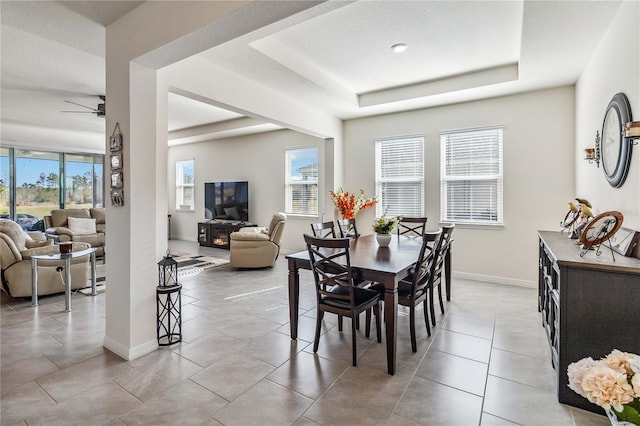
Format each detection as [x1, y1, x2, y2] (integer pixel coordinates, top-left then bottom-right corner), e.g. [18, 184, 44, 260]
[204, 181, 249, 222]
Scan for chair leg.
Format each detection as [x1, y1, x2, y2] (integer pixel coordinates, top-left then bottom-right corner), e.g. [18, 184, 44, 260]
[355, 313, 360, 330]
[314, 310, 323, 353]
[409, 305, 417, 352]
[429, 286, 437, 327]
[423, 300, 431, 337]
[365, 309, 371, 338]
[338, 315, 343, 332]
[375, 303, 381, 343]
[351, 315, 357, 366]
[438, 285, 445, 314]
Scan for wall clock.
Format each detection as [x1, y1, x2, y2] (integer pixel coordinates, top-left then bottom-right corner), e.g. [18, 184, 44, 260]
[600, 93, 632, 188]
[579, 210, 623, 257]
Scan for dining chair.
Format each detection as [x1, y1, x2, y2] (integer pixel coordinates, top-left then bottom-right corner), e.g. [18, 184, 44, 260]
[304, 234, 382, 366]
[370, 229, 443, 352]
[310, 221, 337, 238]
[310, 220, 365, 330]
[428, 223, 455, 326]
[337, 218, 359, 239]
[397, 217, 428, 237]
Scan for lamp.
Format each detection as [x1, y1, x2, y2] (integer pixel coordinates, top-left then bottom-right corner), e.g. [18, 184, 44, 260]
[584, 131, 600, 167]
[158, 250, 178, 287]
[624, 121, 640, 144]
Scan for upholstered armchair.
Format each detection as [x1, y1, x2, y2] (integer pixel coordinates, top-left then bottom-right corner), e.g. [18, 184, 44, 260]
[44, 208, 105, 257]
[229, 212, 287, 268]
[0, 219, 90, 298]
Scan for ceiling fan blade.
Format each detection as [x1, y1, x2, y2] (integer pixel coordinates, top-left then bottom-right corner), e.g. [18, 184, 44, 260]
[64, 100, 98, 111]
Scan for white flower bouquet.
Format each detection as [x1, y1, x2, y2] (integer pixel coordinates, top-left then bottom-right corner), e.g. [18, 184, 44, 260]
[568, 349, 640, 425]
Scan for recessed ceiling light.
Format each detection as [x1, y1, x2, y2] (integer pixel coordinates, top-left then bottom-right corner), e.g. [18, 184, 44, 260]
[391, 43, 408, 53]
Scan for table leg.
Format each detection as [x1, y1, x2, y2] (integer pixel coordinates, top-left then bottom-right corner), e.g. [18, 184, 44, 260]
[288, 258, 300, 340]
[383, 276, 398, 375]
[31, 257, 39, 307]
[64, 256, 72, 312]
[445, 246, 452, 301]
[90, 251, 97, 296]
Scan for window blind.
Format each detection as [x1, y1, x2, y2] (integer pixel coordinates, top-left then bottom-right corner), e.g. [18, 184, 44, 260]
[440, 127, 503, 225]
[375, 136, 424, 217]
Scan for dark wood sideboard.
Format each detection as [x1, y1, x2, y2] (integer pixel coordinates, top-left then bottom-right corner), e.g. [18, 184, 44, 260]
[537, 231, 640, 413]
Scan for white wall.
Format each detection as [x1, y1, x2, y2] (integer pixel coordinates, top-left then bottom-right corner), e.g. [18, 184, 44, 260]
[168, 129, 327, 251]
[344, 87, 576, 285]
[575, 0, 640, 232]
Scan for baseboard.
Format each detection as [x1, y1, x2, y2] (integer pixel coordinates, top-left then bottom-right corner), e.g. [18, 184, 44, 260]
[452, 271, 536, 288]
[103, 336, 158, 361]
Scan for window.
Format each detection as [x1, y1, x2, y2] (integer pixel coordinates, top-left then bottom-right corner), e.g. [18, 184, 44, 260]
[285, 147, 318, 216]
[440, 127, 503, 225]
[1, 147, 104, 230]
[176, 159, 194, 210]
[375, 136, 424, 217]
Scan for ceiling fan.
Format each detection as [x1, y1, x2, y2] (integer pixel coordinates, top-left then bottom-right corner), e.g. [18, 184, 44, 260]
[62, 95, 105, 117]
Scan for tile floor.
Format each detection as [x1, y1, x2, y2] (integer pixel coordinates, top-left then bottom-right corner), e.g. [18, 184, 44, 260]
[1, 240, 610, 426]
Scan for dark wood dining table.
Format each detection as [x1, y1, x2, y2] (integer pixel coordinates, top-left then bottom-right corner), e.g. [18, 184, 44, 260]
[286, 233, 425, 375]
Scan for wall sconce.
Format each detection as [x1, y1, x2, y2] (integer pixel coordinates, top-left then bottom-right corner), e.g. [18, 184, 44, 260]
[624, 121, 640, 145]
[585, 131, 601, 167]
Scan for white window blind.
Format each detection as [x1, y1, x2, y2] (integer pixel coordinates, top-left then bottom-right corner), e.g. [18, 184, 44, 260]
[175, 159, 194, 210]
[375, 136, 424, 217]
[285, 147, 318, 216]
[440, 127, 503, 225]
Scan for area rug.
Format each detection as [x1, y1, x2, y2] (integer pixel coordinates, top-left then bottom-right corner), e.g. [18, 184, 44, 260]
[174, 254, 230, 279]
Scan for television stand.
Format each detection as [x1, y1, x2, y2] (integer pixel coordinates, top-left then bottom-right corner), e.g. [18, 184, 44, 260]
[198, 221, 256, 250]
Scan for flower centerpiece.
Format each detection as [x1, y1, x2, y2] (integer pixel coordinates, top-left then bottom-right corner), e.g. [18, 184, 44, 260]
[330, 188, 377, 220]
[372, 216, 401, 234]
[372, 216, 401, 247]
[568, 349, 640, 425]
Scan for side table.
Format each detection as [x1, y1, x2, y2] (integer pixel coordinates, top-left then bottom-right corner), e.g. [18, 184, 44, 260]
[31, 247, 97, 312]
[156, 284, 182, 346]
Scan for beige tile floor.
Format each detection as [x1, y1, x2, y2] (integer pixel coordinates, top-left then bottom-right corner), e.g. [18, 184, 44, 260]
[1, 240, 610, 426]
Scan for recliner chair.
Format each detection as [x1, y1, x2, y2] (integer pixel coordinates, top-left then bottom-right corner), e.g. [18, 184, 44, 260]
[229, 213, 287, 268]
[0, 219, 91, 297]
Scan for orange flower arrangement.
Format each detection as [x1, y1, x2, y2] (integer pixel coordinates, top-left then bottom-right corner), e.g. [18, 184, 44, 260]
[330, 188, 377, 219]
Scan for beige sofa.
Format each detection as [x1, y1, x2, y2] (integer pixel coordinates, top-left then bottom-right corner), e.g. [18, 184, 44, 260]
[229, 213, 287, 268]
[0, 219, 91, 298]
[44, 208, 105, 257]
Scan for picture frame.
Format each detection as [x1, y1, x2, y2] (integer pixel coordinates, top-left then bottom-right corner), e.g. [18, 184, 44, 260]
[109, 133, 122, 152]
[610, 226, 640, 257]
[110, 172, 123, 189]
[111, 189, 124, 207]
[110, 152, 122, 170]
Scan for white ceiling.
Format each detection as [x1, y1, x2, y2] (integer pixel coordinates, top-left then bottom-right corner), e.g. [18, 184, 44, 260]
[0, 1, 623, 152]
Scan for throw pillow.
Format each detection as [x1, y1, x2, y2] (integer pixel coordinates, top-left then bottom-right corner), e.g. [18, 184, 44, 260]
[68, 217, 97, 235]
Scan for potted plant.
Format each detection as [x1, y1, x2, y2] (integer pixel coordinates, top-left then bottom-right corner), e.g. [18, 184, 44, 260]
[372, 216, 401, 247]
[568, 349, 640, 425]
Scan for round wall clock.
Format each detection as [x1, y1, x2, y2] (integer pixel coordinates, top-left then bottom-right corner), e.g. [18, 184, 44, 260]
[580, 210, 624, 250]
[600, 93, 633, 188]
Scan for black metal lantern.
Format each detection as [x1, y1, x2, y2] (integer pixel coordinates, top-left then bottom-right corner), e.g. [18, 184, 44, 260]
[158, 250, 178, 287]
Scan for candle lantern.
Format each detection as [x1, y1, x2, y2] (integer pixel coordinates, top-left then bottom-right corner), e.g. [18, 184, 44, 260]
[158, 250, 178, 287]
[156, 250, 182, 345]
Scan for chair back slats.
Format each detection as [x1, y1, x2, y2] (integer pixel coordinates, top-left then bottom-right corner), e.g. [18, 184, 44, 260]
[409, 229, 443, 298]
[310, 221, 337, 238]
[433, 223, 454, 283]
[304, 234, 356, 308]
[397, 217, 428, 237]
[337, 218, 359, 239]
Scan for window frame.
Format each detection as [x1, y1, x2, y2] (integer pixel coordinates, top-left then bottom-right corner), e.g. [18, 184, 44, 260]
[440, 126, 504, 226]
[175, 159, 195, 211]
[284, 146, 319, 217]
[374, 135, 425, 218]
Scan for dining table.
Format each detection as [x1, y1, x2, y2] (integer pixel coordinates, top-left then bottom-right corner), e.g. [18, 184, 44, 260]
[286, 233, 425, 375]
